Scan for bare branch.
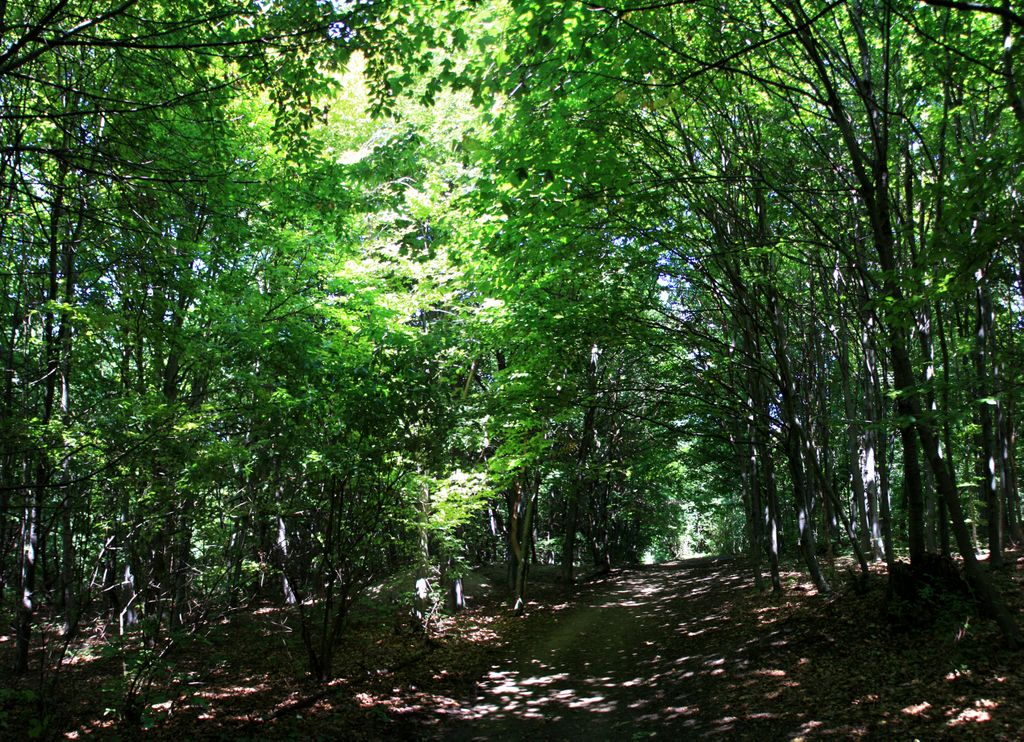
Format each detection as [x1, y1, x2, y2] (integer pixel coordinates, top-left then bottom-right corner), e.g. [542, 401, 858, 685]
[923, 0, 1024, 31]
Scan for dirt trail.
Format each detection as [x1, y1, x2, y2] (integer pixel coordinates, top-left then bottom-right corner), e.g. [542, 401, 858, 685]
[30, 556, 1021, 739]
[428, 559, 793, 740]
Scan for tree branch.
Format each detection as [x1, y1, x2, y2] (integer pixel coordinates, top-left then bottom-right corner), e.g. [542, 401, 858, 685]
[923, 0, 1024, 31]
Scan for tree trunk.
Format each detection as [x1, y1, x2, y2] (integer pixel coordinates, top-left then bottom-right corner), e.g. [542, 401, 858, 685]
[974, 273, 1003, 566]
[935, 303, 955, 557]
[58, 195, 82, 636]
[741, 422, 765, 592]
[563, 345, 599, 590]
[15, 161, 68, 672]
[512, 474, 538, 615]
[753, 365, 783, 594]
[861, 325, 886, 562]
[902, 423, 926, 567]
[882, 236, 1018, 645]
[839, 303, 872, 557]
[1000, 399, 1024, 545]
[768, 288, 829, 594]
[274, 463, 297, 606]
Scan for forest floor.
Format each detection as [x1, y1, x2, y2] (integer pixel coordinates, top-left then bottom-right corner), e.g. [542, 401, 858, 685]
[4, 555, 1024, 740]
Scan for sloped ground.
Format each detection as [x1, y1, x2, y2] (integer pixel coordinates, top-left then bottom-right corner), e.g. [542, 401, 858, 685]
[3, 557, 1023, 739]
[423, 558, 1024, 739]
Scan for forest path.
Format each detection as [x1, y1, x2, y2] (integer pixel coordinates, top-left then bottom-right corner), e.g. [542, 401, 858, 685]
[429, 558, 797, 740]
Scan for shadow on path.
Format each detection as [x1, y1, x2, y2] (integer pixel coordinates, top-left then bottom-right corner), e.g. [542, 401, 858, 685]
[429, 559, 796, 740]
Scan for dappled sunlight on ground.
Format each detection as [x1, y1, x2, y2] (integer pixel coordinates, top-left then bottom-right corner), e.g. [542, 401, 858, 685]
[423, 558, 1024, 740]
[7, 557, 1023, 739]
[429, 559, 812, 739]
